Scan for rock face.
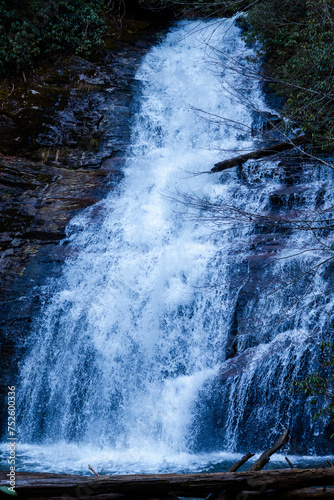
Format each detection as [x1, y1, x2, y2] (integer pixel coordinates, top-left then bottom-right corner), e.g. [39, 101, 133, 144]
[192, 152, 334, 456]
[0, 26, 169, 435]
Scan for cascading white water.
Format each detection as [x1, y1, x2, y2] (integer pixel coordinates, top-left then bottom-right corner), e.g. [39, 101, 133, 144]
[6, 18, 334, 473]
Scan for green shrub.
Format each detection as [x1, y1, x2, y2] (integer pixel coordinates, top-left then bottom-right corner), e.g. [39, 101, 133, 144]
[0, 0, 106, 75]
[243, 0, 334, 149]
[293, 340, 334, 430]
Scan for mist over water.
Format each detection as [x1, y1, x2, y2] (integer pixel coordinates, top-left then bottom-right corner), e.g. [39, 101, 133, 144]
[5, 18, 333, 474]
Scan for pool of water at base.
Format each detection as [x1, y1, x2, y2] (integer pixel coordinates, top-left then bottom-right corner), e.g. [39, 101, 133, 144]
[0, 444, 332, 475]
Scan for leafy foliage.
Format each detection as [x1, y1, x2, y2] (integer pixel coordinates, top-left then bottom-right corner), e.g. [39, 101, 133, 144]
[0, 0, 106, 75]
[293, 341, 334, 429]
[242, 0, 334, 149]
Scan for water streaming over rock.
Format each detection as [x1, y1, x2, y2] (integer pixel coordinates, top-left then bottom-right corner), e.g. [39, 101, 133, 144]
[10, 18, 334, 473]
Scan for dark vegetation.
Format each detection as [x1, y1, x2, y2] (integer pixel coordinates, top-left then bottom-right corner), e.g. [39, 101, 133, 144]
[0, 0, 162, 77]
[0, 0, 106, 74]
[241, 0, 334, 151]
[293, 340, 334, 429]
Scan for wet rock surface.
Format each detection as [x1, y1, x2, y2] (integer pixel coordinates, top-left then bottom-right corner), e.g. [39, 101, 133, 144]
[194, 152, 334, 455]
[0, 25, 170, 433]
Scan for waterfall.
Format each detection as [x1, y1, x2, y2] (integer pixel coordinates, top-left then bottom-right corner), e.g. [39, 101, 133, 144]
[9, 18, 334, 473]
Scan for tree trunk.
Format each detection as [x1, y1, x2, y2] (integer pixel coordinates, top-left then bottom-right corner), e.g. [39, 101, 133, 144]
[211, 136, 307, 173]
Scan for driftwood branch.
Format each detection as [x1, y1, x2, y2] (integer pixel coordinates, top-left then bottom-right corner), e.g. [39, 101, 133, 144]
[248, 429, 290, 471]
[227, 451, 255, 472]
[211, 135, 307, 173]
[285, 456, 294, 469]
[4, 468, 334, 499]
[88, 464, 100, 477]
[219, 430, 290, 499]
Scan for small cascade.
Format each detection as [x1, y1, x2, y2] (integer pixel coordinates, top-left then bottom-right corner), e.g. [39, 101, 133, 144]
[9, 18, 334, 473]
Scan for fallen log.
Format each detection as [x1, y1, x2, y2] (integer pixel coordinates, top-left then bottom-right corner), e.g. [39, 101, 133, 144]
[40, 489, 334, 500]
[245, 487, 334, 498]
[3, 468, 334, 499]
[211, 135, 307, 173]
[249, 429, 290, 471]
[278, 487, 334, 499]
[205, 453, 256, 500]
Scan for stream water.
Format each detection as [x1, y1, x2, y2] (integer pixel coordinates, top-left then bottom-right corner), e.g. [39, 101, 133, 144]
[2, 18, 334, 474]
